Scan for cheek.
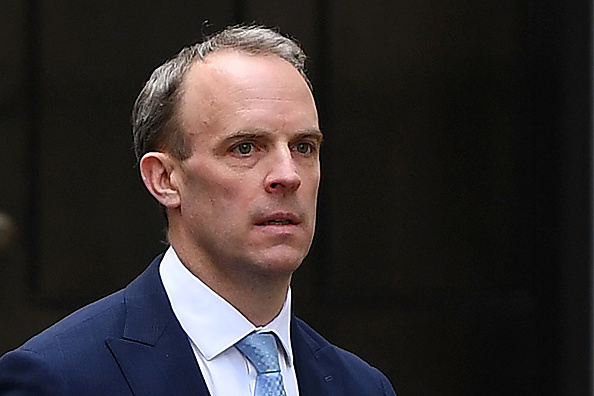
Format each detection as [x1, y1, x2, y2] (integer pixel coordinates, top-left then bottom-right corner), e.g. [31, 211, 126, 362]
[204, 176, 256, 213]
[302, 170, 321, 199]
[182, 161, 246, 202]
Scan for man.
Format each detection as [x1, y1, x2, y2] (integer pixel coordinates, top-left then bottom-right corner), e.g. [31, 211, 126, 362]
[0, 25, 396, 395]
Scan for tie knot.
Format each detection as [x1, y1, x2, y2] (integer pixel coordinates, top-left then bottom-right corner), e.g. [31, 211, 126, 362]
[236, 332, 281, 374]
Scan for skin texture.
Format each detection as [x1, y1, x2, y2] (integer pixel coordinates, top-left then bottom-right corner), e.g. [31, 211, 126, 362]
[140, 50, 322, 325]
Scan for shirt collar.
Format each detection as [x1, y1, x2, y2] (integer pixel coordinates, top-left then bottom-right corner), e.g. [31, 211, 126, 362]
[159, 247, 294, 365]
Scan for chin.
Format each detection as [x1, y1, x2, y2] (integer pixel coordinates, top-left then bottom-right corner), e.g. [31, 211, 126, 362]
[250, 248, 306, 275]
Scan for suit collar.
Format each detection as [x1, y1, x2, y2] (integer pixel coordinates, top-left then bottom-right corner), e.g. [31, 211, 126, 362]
[106, 255, 210, 396]
[121, 255, 174, 345]
[292, 317, 342, 395]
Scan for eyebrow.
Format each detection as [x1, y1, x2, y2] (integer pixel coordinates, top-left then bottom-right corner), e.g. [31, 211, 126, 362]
[222, 128, 324, 144]
[295, 128, 324, 144]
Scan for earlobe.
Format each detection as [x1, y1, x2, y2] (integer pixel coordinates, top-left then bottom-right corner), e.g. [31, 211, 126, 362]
[139, 152, 181, 209]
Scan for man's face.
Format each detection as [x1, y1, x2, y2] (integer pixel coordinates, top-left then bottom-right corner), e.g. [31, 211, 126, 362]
[172, 51, 321, 279]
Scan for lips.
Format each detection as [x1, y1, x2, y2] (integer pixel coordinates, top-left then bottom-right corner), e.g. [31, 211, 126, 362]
[256, 212, 300, 226]
[263, 219, 294, 225]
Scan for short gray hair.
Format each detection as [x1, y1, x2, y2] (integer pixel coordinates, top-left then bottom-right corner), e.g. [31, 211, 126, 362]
[131, 25, 311, 164]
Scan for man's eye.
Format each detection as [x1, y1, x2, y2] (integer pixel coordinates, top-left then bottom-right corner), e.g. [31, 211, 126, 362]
[296, 142, 313, 155]
[234, 142, 255, 155]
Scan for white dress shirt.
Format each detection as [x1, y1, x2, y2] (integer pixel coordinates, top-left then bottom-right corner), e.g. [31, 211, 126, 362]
[159, 247, 299, 396]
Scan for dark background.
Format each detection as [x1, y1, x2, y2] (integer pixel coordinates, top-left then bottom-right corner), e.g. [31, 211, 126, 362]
[0, 0, 592, 394]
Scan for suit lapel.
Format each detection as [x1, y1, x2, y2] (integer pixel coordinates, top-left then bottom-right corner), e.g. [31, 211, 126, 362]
[106, 256, 210, 396]
[292, 317, 342, 396]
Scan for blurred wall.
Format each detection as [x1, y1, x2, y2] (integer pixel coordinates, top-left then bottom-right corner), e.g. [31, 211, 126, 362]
[0, 0, 591, 395]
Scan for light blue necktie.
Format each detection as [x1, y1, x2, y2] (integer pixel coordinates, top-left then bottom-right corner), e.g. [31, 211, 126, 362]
[236, 332, 288, 396]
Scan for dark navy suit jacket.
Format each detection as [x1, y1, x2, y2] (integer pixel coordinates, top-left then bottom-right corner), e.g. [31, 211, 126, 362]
[0, 256, 396, 395]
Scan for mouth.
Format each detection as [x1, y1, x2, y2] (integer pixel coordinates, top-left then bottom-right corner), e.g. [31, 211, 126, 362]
[261, 219, 295, 225]
[256, 213, 300, 226]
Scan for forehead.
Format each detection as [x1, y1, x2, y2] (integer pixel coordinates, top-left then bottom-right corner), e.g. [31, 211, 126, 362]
[178, 50, 318, 138]
[183, 51, 313, 104]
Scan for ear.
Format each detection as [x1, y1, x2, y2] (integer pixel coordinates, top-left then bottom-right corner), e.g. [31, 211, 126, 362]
[139, 152, 181, 209]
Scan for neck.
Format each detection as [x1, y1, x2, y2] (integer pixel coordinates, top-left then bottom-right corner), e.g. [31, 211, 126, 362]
[169, 238, 292, 326]
[222, 275, 291, 326]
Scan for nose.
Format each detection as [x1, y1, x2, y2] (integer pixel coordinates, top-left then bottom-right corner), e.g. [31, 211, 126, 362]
[264, 148, 301, 194]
